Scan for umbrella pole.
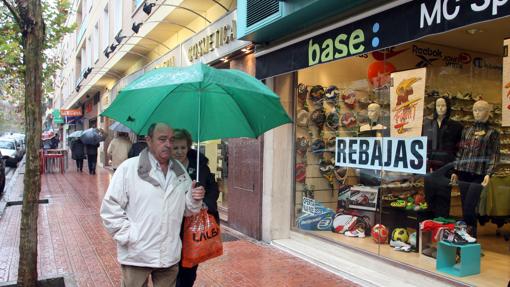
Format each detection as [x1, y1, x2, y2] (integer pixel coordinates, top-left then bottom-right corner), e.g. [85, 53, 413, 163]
[196, 90, 201, 185]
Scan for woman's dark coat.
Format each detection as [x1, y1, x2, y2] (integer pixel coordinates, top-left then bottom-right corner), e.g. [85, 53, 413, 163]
[71, 139, 85, 160]
[186, 149, 220, 224]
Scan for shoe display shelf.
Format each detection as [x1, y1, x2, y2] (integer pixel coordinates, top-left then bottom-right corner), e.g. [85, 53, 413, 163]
[381, 206, 434, 253]
[436, 240, 481, 277]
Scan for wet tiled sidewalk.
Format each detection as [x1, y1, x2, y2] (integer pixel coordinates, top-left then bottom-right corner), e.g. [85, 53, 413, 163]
[0, 167, 358, 287]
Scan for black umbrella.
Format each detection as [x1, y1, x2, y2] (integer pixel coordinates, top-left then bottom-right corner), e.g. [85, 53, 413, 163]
[80, 128, 105, 145]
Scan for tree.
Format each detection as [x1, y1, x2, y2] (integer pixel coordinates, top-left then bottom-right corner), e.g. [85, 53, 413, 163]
[0, 1, 72, 285]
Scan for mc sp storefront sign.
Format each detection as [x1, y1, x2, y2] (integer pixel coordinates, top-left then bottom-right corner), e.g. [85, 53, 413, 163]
[335, 137, 427, 174]
[256, 0, 510, 79]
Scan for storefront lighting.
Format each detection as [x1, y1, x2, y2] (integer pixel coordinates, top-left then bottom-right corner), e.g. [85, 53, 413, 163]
[110, 43, 119, 53]
[132, 22, 143, 34]
[103, 46, 112, 58]
[466, 28, 483, 35]
[83, 67, 92, 79]
[115, 30, 127, 44]
[221, 57, 228, 63]
[143, 2, 156, 15]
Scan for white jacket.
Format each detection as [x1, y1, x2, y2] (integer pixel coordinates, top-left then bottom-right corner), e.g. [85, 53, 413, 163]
[100, 148, 202, 268]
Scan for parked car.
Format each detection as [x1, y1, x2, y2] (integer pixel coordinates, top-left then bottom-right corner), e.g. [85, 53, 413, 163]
[0, 136, 23, 161]
[0, 138, 19, 167]
[0, 134, 25, 161]
[10, 133, 25, 155]
[0, 150, 5, 194]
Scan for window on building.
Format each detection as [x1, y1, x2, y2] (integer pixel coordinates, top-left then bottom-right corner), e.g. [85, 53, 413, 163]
[114, 0, 122, 34]
[93, 23, 99, 63]
[86, 37, 91, 68]
[81, 0, 86, 20]
[102, 6, 109, 51]
[87, 0, 93, 13]
[76, 53, 82, 83]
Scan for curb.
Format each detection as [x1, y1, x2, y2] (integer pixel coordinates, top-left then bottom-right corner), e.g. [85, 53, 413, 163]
[0, 274, 77, 287]
[0, 158, 24, 218]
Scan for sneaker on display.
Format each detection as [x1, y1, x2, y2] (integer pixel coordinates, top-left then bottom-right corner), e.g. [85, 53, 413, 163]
[344, 228, 366, 238]
[390, 240, 412, 252]
[455, 221, 477, 243]
[441, 229, 469, 245]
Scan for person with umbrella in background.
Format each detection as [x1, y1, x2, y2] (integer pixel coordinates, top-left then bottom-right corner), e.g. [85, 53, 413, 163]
[171, 129, 219, 287]
[70, 138, 85, 172]
[80, 128, 105, 175]
[85, 143, 99, 175]
[100, 122, 205, 287]
[107, 132, 132, 172]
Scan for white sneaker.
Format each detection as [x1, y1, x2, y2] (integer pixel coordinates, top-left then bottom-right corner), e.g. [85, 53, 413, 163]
[344, 228, 366, 238]
[390, 240, 412, 252]
[455, 221, 477, 243]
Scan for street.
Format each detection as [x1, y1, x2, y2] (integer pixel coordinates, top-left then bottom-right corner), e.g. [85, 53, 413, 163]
[0, 165, 358, 287]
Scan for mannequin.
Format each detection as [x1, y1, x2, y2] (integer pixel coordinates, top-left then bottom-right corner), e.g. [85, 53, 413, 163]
[359, 103, 388, 137]
[449, 100, 499, 237]
[358, 103, 387, 186]
[422, 97, 462, 171]
[451, 100, 500, 186]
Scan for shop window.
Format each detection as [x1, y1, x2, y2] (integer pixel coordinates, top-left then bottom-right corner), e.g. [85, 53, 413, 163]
[291, 18, 510, 286]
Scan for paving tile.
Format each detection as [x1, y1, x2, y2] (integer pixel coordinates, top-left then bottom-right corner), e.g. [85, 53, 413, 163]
[0, 167, 358, 286]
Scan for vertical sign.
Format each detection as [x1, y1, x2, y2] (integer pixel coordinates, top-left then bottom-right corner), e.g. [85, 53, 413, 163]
[503, 39, 510, 126]
[390, 68, 426, 137]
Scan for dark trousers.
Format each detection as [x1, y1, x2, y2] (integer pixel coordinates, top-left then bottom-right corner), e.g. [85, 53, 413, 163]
[87, 154, 97, 174]
[457, 171, 484, 237]
[176, 264, 198, 287]
[75, 159, 83, 171]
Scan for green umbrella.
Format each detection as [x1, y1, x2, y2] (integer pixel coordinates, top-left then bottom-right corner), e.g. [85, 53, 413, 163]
[101, 62, 292, 179]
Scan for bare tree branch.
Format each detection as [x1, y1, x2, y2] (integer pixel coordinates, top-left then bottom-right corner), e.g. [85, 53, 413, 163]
[1, 0, 21, 29]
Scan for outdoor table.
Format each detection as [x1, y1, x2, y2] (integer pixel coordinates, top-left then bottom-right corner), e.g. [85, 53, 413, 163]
[39, 149, 67, 174]
[45, 149, 68, 170]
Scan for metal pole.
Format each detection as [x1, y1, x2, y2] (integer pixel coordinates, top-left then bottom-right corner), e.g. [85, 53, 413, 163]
[196, 87, 201, 183]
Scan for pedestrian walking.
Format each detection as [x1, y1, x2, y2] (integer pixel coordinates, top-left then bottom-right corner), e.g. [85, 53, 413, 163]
[128, 135, 148, 158]
[51, 133, 60, 149]
[107, 132, 132, 171]
[70, 138, 85, 172]
[100, 122, 205, 287]
[171, 129, 220, 287]
[85, 143, 99, 175]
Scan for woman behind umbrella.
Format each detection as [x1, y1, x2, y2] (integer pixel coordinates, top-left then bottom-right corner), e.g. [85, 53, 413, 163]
[171, 129, 220, 287]
[70, 138, 85, 172]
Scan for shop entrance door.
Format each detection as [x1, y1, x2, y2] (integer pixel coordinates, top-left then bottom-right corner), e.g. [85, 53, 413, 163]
[227, 137, 263, 239]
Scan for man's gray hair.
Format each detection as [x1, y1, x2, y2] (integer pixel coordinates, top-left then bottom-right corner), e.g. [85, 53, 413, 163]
[147, 123, 172, 138]
[147, 123, 157, 138]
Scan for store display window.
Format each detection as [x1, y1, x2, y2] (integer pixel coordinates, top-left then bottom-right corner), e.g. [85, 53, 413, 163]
[290, 18, 510, 286]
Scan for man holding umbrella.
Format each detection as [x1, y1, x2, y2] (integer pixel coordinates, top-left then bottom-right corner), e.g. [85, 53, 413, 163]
[80, 128, 104, 175]
[100, 123, 205, 287]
